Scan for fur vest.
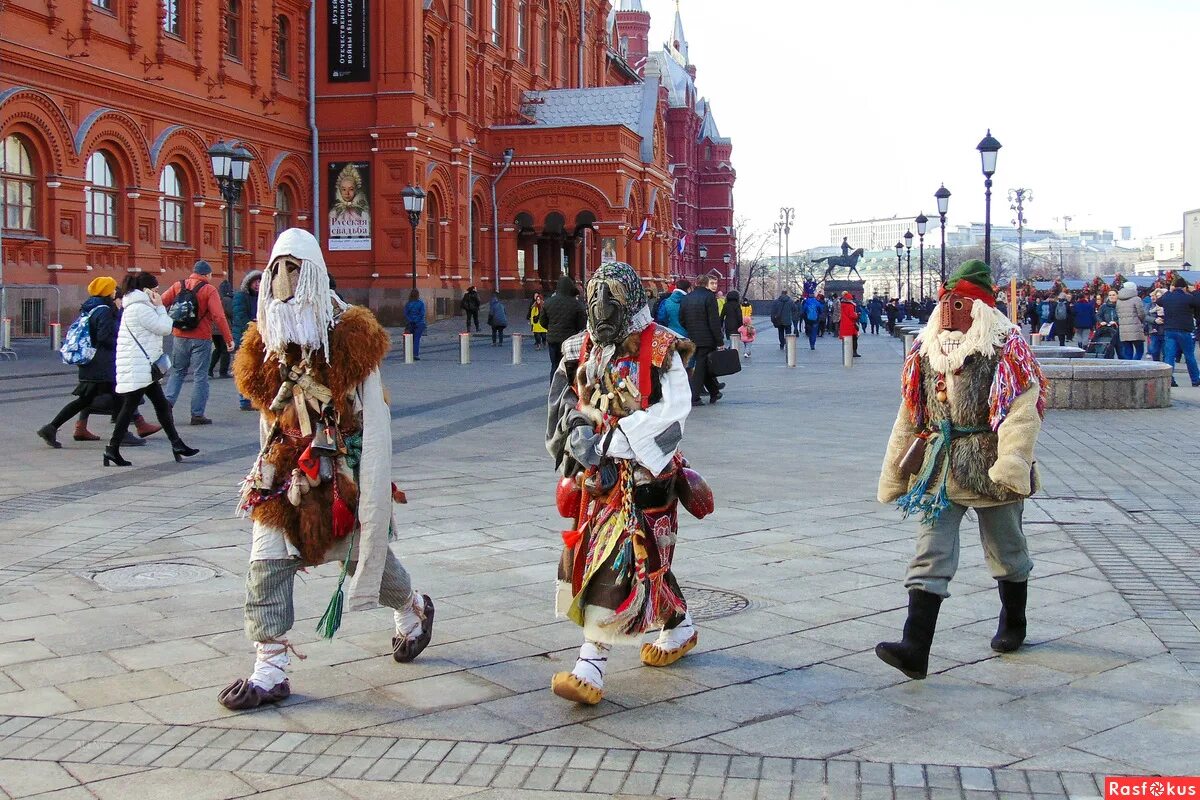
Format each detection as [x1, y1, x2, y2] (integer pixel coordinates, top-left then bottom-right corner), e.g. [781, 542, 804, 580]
[918, 350, 1025, 503]
[233, 306, 390, 565]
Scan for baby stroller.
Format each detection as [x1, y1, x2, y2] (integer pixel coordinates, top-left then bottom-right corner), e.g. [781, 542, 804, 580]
[1084, 325, 1119, 359]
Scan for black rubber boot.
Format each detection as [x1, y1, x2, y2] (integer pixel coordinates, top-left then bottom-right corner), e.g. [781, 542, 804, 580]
[875, 589, 943, 680]
[990, 579, 1028, 653]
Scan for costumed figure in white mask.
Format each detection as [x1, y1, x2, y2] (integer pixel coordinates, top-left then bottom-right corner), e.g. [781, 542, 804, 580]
[218, 228, 433, 710]
[876, 260, 1046, 680]
[546, 262, 713, 705]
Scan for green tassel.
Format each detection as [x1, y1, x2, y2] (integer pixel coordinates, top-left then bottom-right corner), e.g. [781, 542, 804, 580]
[316, 539, 354, 640]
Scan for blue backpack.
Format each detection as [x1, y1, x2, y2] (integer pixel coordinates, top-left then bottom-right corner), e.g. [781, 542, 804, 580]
[60, 308, 98, 366]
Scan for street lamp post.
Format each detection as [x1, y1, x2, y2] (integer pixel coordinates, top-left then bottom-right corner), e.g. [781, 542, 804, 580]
[894, 241, 904, 304]
[1009, 188, 1032, 281]
[935, 184, 951, 284]
[904, 230, 913, 304]
[977, 130, 1002, 265]
[915, 213, 928, 301]
[400, 185, 426, 290]
[723, 253, 731, 292]
[772, 221, 784, 294]
[779, 207, 795, 293]
[207, 140, 253, 287]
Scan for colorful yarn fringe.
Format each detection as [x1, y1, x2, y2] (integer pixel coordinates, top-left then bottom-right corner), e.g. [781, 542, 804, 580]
[988, 330, 1047, 430]
[895, 420, 953, 524]
[900, 339, 925, 427]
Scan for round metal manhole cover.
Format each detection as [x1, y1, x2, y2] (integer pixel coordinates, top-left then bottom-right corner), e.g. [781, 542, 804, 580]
[680, 586, 750, 621]
[90, 562, 217, 591]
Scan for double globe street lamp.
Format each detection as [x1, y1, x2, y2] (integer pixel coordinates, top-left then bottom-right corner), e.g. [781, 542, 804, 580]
[207, 140, 254, 286]
[400, 185, 427, 290]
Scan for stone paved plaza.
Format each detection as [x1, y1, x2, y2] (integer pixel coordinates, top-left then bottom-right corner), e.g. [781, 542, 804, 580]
[1, 320, 1199, 800]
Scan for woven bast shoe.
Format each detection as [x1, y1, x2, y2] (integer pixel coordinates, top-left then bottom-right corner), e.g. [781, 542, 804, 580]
[392, 594, 435, 663]
[551, 671, 603, 705]
[640, 631, 699, 667]
[217, 678, 291, 711]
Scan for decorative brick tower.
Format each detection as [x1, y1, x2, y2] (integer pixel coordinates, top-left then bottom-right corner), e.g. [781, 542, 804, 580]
[614, 0, 652, 77]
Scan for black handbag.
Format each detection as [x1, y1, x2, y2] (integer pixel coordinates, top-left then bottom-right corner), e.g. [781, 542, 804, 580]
[707, 348, 741, 377]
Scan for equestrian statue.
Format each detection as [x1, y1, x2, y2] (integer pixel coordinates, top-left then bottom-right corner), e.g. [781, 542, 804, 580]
[811, 241, 866, 282]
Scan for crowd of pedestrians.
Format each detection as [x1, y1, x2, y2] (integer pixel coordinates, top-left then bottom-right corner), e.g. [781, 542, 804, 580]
[1023, 276, 1200, 386]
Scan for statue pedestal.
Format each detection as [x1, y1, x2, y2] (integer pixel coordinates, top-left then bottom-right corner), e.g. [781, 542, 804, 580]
[824, 279, 865, 300]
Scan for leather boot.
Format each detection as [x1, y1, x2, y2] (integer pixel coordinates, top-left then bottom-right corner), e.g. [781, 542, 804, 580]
[990, 580, 1028, 653]
[133, 415, 162, 438]
[73, 421, 100, 441]
[875, 589, 943, 680]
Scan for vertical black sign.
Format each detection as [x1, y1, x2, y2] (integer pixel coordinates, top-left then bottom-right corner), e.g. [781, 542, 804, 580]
[328, 0, 369, 82]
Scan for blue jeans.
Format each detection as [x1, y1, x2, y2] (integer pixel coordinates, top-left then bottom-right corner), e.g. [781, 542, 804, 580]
[1163, 330, 1200, 385]
[165, 337, 214, 416]
[1119, 341, 1144, 361]
[1148, 333, 1164, 361]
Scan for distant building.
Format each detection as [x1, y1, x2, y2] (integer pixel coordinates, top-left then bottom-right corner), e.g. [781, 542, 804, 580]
[1133, 230, 1186, 275]
[1184, 209, 1200, 267]
[829, 215, 941, 251]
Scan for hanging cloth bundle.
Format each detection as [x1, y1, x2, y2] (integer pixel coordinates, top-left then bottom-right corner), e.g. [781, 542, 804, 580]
[895, 419, 989, 524]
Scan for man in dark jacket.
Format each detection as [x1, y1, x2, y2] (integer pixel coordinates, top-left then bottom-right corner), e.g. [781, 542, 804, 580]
[543, 275, 587, 373]
[1072, 293, 1096, 347]
[460, 286, 482, 332]
[680, 275, 725, 405]
[1159, 276, 1200, 386]
[769, 289, 792, 349]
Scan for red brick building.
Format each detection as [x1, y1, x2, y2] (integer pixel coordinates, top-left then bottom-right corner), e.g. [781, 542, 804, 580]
[1, 0, 313, 326]
[1, 0, 734, 325]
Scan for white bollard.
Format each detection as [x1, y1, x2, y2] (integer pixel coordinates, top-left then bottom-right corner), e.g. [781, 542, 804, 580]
[459, 332, 471, 365]
[785, 334, 797, 368]
[843, 336, 853, 368]
[403, 333, 414, 364]
[511, 333, 523, 365]
[904, 333, 916, 353]
[51, 322, 62, 352]
[1031, 332, 1043, 346]
[1, 318, 10, 350]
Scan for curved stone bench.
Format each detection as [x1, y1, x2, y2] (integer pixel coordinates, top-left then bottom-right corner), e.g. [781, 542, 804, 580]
[1040, 360, 1172, 409]
[1032, 344, 1085, 359]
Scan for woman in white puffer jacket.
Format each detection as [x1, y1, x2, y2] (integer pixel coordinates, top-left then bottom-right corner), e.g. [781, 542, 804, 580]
[107, 273, 198, 466]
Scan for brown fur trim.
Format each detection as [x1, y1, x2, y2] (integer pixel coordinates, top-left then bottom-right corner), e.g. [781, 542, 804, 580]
[325, 306, 390, 401]
[673, 338, 696, 368]
[232, 323, 276, 412]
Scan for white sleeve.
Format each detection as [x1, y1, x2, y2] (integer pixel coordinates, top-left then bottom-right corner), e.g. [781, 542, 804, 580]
[604, 351, 690, 476]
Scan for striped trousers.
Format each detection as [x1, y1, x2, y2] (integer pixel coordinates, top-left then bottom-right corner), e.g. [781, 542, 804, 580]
[244, 549, 414, 642]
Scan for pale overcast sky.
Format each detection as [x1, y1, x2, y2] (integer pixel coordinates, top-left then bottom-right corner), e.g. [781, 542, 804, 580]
[641, 0, 1199, 249]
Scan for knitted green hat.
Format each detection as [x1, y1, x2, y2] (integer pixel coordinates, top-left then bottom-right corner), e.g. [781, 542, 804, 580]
[941, 259, 997, 306]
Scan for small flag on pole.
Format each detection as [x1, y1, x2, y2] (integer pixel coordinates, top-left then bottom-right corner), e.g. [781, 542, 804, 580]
[677, 233, 687, 254]
[635, 218, 649, 241]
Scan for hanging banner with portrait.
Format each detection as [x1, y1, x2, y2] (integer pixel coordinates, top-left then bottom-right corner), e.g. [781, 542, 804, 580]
[328, 0, 369, 82]
[327, 161, 371, 251]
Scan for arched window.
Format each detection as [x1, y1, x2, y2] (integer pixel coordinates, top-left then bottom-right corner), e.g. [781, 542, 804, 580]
[425, 192, 441, 259]
[1, 135, 36, 233]
[558, 16, 569, 85]
[226, 0, 243, 60]
[516, 1, 528, 63]
[159, 164, 186, 244]
[274, 184, 294, 237]
[490, 0, 502, 47]
[424, 36, 436, 99]
[85, 151, 118, 239]
[470, 199, 483, 265]
[277, 15, 291, 78]
[538, 8, 549, 76]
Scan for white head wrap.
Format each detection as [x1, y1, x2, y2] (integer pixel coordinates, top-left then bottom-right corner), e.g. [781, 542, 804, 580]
[258, 228, 346, 358]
